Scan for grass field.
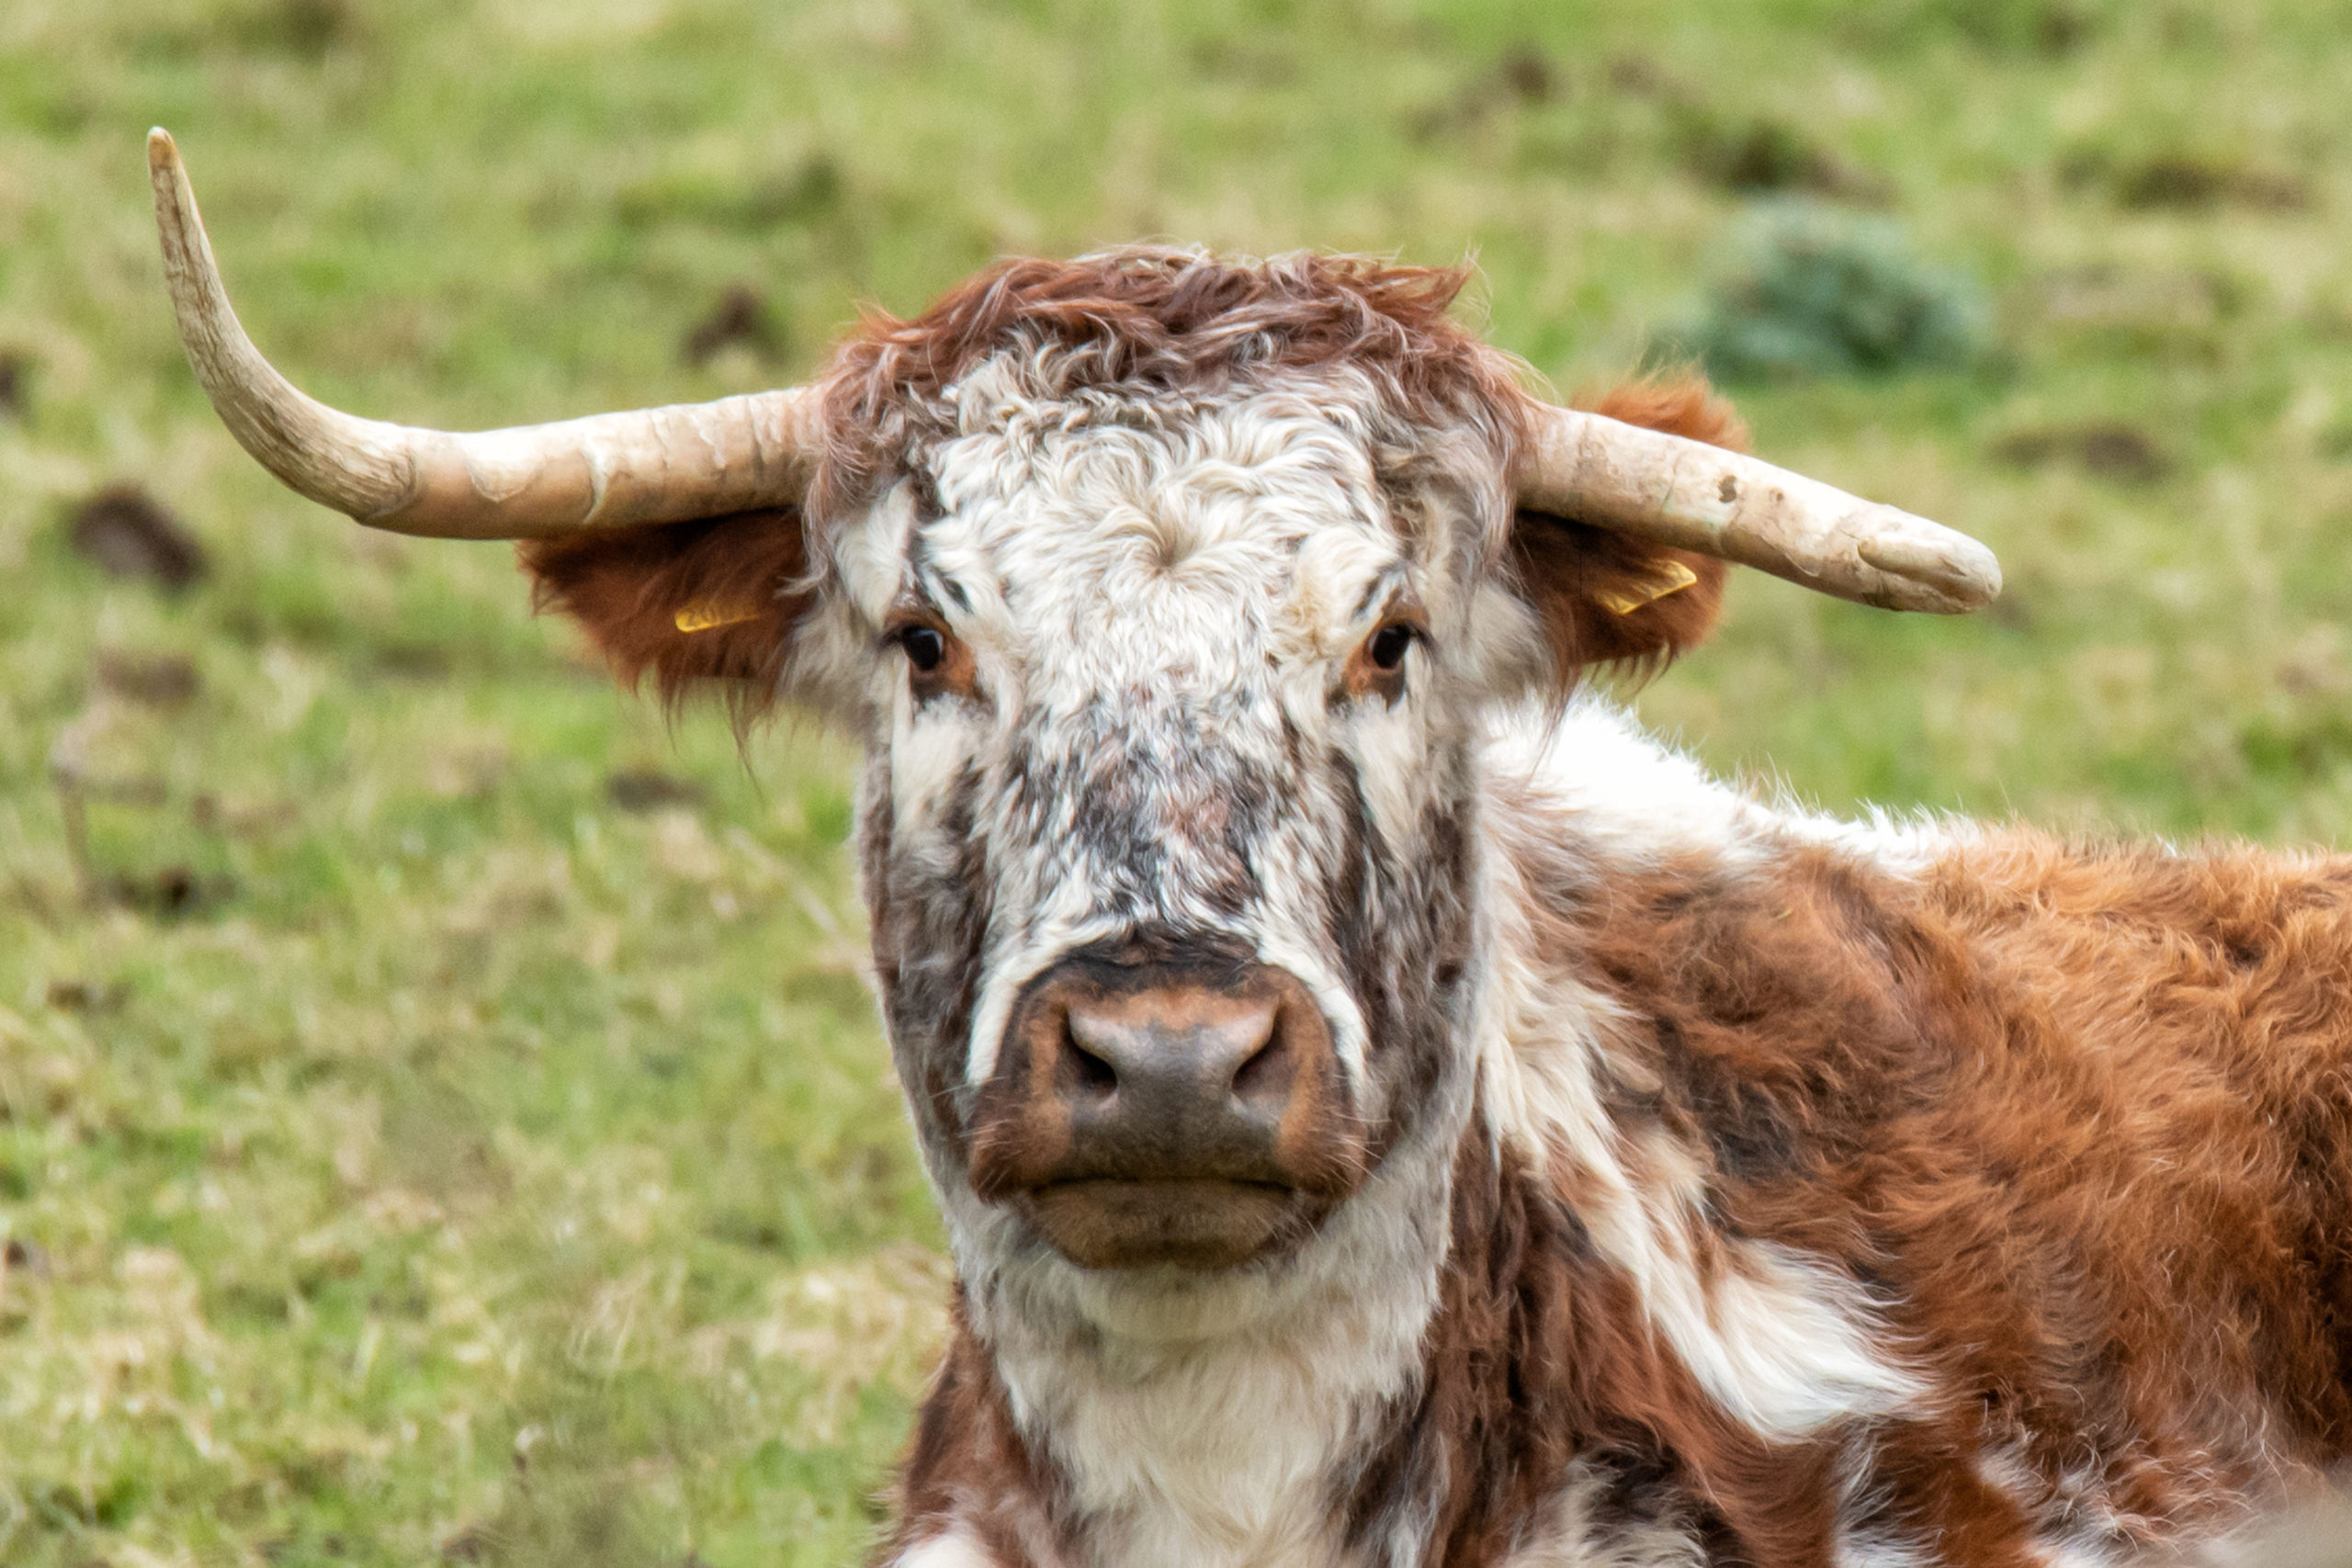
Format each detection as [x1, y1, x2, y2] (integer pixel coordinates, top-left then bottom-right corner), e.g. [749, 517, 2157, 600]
[5, 1, 2352, 1562]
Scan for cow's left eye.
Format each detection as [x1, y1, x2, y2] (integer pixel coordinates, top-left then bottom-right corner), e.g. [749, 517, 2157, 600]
[900, 626, 946, 672]
[1367, 623, 1415, 671]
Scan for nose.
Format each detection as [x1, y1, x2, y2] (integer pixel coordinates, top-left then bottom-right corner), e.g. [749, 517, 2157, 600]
[968, 954, 1367, 1270]
[1057, 985, 1293, 1149]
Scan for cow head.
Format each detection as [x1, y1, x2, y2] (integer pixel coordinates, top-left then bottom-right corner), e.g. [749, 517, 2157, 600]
[147, 131, 1998, 1329]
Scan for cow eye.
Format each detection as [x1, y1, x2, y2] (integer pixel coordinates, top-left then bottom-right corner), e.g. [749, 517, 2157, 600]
[1342, 616, 1425, 704]
[899, 626, 946, 672]
[1367, 623, 1415, 671]
[888, 619, 979, 702]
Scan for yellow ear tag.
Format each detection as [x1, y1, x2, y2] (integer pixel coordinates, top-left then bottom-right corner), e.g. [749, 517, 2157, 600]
[1592, 559, 1700, 616]
[673, 601, 765, 634]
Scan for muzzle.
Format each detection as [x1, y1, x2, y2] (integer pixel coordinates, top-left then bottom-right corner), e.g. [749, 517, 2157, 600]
[967, 944, 1369, 1270]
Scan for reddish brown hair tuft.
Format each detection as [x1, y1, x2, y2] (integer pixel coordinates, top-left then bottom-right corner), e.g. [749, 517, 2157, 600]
[811, 247, 1531, 523]
[517, 506, 810, 730]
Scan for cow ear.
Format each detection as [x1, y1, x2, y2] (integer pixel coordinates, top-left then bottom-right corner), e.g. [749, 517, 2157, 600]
[518, 506, 816, 728]
[1510, 378, 1738, 681]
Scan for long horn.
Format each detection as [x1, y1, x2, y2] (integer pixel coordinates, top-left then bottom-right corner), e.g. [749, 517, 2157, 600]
[1515, 402, 2000, 614]
[148, 129, 820, 540]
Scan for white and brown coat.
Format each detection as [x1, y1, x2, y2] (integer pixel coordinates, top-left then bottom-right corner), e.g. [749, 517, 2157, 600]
[161, 231, 2352, 1567]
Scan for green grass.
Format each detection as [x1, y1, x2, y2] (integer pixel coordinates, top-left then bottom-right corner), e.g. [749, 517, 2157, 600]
[5, 0, 2352, 1561]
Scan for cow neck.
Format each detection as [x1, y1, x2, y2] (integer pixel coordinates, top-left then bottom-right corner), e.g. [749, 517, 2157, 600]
[941, 1079, 1467, 1568]
[883, 1138, 1862, 1568]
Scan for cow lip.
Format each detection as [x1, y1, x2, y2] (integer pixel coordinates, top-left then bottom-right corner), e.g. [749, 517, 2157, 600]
[1016, 1176, 1318, 1271]
[1030, 1175, 1295, 1196]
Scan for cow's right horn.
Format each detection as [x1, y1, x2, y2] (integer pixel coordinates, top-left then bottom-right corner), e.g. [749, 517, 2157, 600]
[1514, 401, 2001, 614]
[149, 129, 821, 541]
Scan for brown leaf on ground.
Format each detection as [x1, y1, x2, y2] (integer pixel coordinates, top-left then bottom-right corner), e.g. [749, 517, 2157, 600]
[0, 350, 28, 419]
[682, 284, 782, 366]
[607, 770, 707, 812]
[102, 865, 234, 917]
[2117, 155, 2308, 212]
[95, 650, 200, 707]
[1992, 422, 2171, 485]
[1496, 45, 1556, 104]
[1680, 114, 1892, 204]
[67, 486, 209, 592]
[2064, 149, 2312, 213]
[44, 978, 127, 1013]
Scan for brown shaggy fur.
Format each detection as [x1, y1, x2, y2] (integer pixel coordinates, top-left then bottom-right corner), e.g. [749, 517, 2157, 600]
[1346, 1128, 1847, 1568]
[520, 253, 1731, 715]
[517, 505, 810, 727]
[1476, 811, 2352, 1563]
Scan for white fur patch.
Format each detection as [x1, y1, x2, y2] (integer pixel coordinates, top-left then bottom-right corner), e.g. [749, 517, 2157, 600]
[1483, 694, 1968, 877]
[905, 378, 1421, 1090]
[1484, 698, 1764, 867]
[893, 1525, 997, 1568]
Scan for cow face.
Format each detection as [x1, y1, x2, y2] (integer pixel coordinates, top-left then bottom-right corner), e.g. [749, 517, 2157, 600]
[836, 369, 1510, 1287]
[517, 257, 1731, 1325]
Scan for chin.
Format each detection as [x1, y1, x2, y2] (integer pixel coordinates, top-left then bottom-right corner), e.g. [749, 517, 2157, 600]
[1018, 1178, 1329, 1272]
[971, 1208, 1323, 1348]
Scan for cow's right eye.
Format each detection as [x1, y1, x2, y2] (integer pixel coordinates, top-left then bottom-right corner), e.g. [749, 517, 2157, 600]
[899, 626, 946, 672]
[888, 620, 978, 702]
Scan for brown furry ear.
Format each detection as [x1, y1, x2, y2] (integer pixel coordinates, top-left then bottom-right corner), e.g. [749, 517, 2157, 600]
[1510, 378, 1741, 682]
[517, 506, 813, 728]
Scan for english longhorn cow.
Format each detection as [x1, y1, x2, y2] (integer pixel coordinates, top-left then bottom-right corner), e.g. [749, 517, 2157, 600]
[148, 129, 2352, 1568]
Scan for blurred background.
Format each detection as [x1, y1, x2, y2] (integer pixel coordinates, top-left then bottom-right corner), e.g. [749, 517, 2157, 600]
[4, 0, 2351, 1562]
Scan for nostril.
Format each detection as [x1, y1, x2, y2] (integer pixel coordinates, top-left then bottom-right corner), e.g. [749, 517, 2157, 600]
[1229, 1032, 1290, 1105]
[1062, 1027, 1119, 1101]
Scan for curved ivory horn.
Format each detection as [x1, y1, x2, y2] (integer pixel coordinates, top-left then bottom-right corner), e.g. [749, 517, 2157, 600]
[1515, 403, 2001, 614]
[148, 129, 820, 540]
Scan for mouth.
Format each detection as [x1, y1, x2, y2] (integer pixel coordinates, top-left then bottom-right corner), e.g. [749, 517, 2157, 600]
[1018, 1178, 1320, 1270]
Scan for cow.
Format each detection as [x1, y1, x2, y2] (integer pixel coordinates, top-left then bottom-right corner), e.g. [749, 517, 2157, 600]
[146, 129, 2352, 1568]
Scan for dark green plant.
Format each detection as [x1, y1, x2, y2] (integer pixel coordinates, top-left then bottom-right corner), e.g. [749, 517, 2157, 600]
[1690, 201, 1989, 382]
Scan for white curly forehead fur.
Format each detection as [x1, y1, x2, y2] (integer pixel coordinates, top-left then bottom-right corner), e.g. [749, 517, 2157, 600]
[825, 355, 1531, 675]
[820, 352, 1532, 1091]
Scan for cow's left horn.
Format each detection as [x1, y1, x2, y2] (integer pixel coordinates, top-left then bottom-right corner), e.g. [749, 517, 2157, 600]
[1514, 402, 2000, 614]
[148, 129, 820, 540]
